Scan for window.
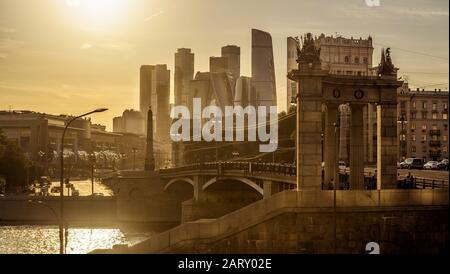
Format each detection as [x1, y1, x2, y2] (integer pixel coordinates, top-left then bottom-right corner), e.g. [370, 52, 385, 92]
[422, 135, 427, 141]
[444, 102, 448, 110]
[432, 135, 439, 141]
[443, 113, 448, 120]
[344, 56, 349, 63]
[411, 123, 416, 130]
[443, 135, 448, 142]
[444, 146, 448, 153]
[411, 112, 417, 119]
[422, 101, 427, 109]
[363, 57, 368, 64]
[400, 134, 406, 141]
[432, 112, 438, 119]
[432, 125, 438, 130]
[355, 57, 360, 64]
[422, 124, 427, 131]
[412, 101, 416, 110]
[422, 112, 428, 119]
[432, 102, 437, 111]
[411, 146, 416, 153]
[412, 135, 416, 142]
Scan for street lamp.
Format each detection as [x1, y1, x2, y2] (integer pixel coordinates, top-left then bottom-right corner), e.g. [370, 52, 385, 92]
[59, 108, 107, 254]
[132, 148, 137, 170]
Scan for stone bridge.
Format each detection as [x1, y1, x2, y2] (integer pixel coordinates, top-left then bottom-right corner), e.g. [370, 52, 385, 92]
[159, 162, 297, 223]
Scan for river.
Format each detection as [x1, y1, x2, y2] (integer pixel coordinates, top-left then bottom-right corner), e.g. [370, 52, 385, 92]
[0, 225, 154, 254]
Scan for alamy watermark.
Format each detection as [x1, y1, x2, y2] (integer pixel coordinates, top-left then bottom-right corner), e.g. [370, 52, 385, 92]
[170, 98, 278, 153]
[365, 0, 381, 7]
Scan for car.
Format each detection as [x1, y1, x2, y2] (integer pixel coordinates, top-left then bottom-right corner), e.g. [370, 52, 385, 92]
[438, 159, 449, 170]
[399, 161, 408, 169]
[424, 161, 439, 170]
[72, 190, 80, 197]
[403, 158, 424, 169]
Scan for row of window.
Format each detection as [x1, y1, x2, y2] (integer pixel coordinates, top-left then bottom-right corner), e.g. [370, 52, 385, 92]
[411, 146, 448, 153]
[403, 135, 448, 142]
[401, 101, 448, 111]
[410, 112, 448, 120]
[343, 56, 368, 64]
[409, 124, 447, 131]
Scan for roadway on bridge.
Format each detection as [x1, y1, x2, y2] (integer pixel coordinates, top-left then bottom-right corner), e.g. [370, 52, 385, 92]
[363, 167, 449, 181]
[48, 180, 113, 196]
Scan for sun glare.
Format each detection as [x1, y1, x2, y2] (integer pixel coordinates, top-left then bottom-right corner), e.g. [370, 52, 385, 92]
[65, 0, 128, 27]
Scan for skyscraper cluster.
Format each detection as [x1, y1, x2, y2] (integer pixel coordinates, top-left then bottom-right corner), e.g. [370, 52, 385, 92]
[137, 29, 277, 167]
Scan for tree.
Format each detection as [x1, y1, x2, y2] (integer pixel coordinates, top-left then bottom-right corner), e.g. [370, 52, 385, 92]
[0, 131, 27, 192]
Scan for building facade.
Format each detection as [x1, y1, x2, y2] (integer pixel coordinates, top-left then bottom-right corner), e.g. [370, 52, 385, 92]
[252, 29, 277, 108]
[397, 86, 449, 161]
[113, 109, 145, 136]
[221, 45, 241, 81]
[174, 48, 195, 107]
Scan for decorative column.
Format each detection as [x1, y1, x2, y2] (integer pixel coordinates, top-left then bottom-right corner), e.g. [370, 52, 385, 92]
[324, 103, 339, 186]
[367, 103, 374, 163]
[350, 104, 365, 189]
[377, 103, 398, 189]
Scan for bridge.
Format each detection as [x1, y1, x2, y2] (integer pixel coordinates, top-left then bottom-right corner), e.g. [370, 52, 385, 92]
[155, 161, 448, 223]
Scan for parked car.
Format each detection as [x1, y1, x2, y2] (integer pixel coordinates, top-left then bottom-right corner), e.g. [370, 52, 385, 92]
[72, 190, 80, 197]
[424, 161, 439, 170]
[50, 186, 61, 193]
[399, 161, 409, 169]
[404, 158, 424, 169]
[438, 159, 449, 170]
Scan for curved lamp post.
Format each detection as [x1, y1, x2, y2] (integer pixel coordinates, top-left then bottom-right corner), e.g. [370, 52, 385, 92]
[59, 108, 107, 254]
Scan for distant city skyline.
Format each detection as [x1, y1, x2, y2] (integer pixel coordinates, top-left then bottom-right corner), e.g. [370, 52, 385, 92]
[0, 0, 448, 130]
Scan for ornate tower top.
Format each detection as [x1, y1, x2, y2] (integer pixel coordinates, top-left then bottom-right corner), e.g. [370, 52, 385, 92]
[378, 48, 396, 76]
[297, 33, 321, 66]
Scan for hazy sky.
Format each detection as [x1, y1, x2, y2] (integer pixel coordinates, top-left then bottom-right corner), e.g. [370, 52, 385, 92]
[0, 0, 448, 130]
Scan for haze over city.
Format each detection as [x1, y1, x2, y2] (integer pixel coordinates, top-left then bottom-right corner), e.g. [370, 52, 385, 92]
[0, 0, 448, 130]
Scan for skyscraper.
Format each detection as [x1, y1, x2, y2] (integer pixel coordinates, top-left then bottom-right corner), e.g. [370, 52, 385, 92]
[251, 29, 277, 108]
[209, 56, 228, 74]
[286, 37, 298, 111]
[174, 48, 195, 107]
[139, 64, 171, 168]
[140, 65, 154, 116]
[221, 45, 240, 80]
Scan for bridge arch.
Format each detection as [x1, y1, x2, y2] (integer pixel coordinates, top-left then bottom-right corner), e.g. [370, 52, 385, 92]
[202, 176, 264, 196]
[164, 177, 195, 192]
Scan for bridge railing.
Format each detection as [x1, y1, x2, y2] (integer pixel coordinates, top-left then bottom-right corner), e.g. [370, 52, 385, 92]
[336, 170, 449, 190]
[160, 162, 297, 177]
[161, 163, 447, 190]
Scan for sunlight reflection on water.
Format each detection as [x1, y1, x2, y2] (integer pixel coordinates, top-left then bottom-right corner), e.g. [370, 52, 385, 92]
[0, 226, 152, 254]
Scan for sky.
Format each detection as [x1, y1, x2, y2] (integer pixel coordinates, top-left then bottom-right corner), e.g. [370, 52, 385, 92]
[0, 0, 448, 130]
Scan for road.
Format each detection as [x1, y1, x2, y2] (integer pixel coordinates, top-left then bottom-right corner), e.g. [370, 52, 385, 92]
[47, 180, 113, 197]
[362, 167, 449, 181]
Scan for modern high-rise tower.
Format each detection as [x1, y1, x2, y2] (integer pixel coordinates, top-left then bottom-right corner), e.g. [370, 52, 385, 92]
[174, 48, 195, 107]
[251, 29, 277, 108]
[221, 45, 240, 80]
[139, 64, 171, 168]
[209, 56, 228, 74]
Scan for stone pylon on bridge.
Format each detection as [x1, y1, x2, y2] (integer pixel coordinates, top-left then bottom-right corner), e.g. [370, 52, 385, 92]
[288, 34, 402, 190]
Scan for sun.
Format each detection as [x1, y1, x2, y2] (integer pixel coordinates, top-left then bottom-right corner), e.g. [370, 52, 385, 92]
[65, 0, 128, 27]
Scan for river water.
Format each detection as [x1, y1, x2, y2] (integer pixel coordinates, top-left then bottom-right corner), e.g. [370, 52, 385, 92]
[0, 226, 153, 254]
